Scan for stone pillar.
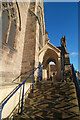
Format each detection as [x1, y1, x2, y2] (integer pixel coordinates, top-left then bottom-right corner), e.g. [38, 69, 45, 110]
[48, 64, 50, 79]
[47, 64, 50, 79]
[46, 64, 49, 79]
[43, 69, 47, 80]
[57, 57, 61, 80]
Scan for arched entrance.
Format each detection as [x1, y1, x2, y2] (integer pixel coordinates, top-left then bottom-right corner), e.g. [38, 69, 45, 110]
[39, 42, 62, 81]
[49, 61, 57, 81]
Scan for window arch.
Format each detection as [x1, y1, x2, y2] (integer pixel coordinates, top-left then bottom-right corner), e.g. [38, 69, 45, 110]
[2, 9, 9, 43]
[37, 5, 43, 48]
[2, 2, 21, 48]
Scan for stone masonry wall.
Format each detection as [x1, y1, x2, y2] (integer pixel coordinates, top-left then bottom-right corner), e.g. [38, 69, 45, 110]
[21, 2, 46, 82]
[21, 2, 36, 82]
[0, 2, 30, 83]
[1, 1, 46, 83]
[34, 2, 46, 80]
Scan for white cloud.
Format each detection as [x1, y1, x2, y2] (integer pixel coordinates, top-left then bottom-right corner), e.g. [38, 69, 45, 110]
[70, 52, 78, 56]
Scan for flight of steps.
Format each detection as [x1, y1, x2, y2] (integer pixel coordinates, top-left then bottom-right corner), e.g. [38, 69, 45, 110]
[13, 81, 80, 120]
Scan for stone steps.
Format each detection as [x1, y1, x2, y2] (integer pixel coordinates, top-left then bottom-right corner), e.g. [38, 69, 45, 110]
[13, 80, 80, 120]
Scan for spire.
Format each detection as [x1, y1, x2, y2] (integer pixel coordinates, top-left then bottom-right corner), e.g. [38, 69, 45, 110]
[62, 34, 64, 38]
[61, 34, 66, 47]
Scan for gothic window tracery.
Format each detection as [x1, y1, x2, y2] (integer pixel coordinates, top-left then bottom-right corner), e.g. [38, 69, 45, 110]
[2, 2, 18, 48]
[37, 5, 41, 25]
[37, 5, 42, 47]
[2, 10, 9, 43]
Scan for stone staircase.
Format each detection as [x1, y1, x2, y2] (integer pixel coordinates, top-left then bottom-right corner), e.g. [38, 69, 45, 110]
[13, 80, 80, 120]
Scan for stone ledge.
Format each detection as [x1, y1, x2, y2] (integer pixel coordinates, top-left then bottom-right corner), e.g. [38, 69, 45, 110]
[2, 42, 17, 53]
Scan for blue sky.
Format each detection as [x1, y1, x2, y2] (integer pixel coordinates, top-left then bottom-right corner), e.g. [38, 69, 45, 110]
[44, 2, 79, 71]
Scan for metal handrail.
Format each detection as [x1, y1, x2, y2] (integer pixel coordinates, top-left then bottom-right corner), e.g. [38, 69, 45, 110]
[0, 69, 35, 108]
[0, 65, 41, 119]
[72, 64, 80, 109]
[0, 85, 20, 105]
[12, 68, 35, 83]
[6, 86, 31, 119]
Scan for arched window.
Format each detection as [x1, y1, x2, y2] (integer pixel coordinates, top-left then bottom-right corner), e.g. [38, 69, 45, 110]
[2, 2, 17, 48]
[39, 26, 42, 45]
[37, 6, 42, 47]
[8, 20, 16, 47]
[2, 10, 9, 43]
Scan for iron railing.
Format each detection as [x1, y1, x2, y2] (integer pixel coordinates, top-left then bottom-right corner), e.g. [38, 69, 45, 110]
[72, 64, 80, 109]
[12, 68, 35, 83]
[6, 85, 31, 119]
[0, 64, 42, 120]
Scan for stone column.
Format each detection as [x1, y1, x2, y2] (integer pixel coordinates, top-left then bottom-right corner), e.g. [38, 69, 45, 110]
[43, 69, 47, 80]
[47, 64, 50, 79]
[48, 64, 50, 79]
[57, 57, 61, 80]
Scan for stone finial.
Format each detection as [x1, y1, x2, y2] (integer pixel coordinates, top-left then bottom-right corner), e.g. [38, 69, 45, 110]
[62, 34, 64, 38]
[61, 35, 66, 45]
[61, 35, 68, 53]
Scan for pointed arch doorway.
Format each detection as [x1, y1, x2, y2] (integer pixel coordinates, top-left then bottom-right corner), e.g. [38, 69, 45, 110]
[39, 42, 62, 81]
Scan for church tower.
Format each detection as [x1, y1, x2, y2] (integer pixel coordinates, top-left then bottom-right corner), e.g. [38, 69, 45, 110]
[61, 35, 72, 81]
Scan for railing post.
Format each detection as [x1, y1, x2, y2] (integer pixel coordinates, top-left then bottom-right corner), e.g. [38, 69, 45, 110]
[0, 105, 2, 120]
[21, 84, 25, 115]
[32, 71, 34, 93]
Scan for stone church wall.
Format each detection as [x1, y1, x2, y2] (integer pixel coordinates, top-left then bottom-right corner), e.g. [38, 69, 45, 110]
[21, 1, 46, 82]
[0, 1, 46, 83]
[0, 2, 30, 83]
